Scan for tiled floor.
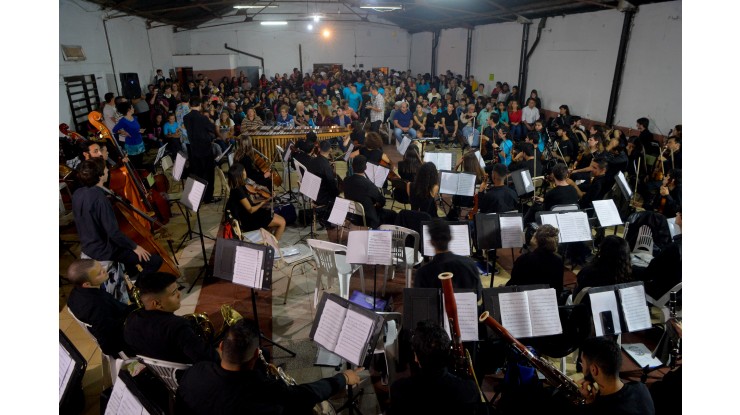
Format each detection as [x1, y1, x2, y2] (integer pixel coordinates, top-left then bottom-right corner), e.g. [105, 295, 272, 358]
[59, 143, 584, 414]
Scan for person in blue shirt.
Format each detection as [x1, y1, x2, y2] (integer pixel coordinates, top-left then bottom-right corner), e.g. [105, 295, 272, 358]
[162, 113, 182, 160]
[416, 79, 430, 96]
[393, 102, 417, 143]
[275, 105, 295, 128]
[347, 84, 363, 114]
[112, 101, 146, 168]
[496, 126, 514, 166]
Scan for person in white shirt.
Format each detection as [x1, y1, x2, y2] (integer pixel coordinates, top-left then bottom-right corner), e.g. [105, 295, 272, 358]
[102, 93, 118, 132]
[367, 85, 385, 133]
[522, 98, 541, 132]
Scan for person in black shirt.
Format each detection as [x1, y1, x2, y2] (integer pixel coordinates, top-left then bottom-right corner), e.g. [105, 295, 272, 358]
[662, 136, 682, 172]
[507, 225, 564, 294]
[645, 169, 681, 219]
[573, 236, 632, 297]
[343, 155, 397, 229]
[413, 219, 482, 297]
[636, 117, 659, 157]
[308, 140, 340, 218]
[479, 163, 519, 214]
[66, 259, 137, 356]
[72, 158, 162, 278]
[124, 272, 220, 364]
[567, 157, 610, 210]
[509, 141, 543, 179]
[425, 104, 444, 138]
[577, 337, 655, 414]
[552, 125, 576, 165]
[225, 163, 286, 240]
[409, 162, 440, 218]
[177, 318, 362, 415]
[389, 320, 480, 415]
[543, 163, 580, 211]
[183, 96, 217, 203]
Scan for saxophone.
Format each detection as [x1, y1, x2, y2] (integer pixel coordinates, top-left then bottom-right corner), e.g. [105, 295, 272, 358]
[479, 311, 585, 405]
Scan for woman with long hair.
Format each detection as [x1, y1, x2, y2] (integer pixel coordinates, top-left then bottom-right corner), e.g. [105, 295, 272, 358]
[508, 100, 525, 141]
[495, 101, 509, 127]
[393, 146, 423, 204]
[315, 103, 333, 127]
[240, 108, 264, 132]
[409, 162, 440, 217]
[574, 236, 632, 296]
[226, 163, 285, 241]
[215, 110, 235, 151]
[234, 134, 272, 189]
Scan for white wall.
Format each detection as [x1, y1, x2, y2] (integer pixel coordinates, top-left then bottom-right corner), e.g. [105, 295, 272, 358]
[616, 1, 682, 134]
[174, 22, 411, 76]
[172, 54, 237, 71]
[410, 32, 433, 75]
[436, 28, 468, 76]
[469, 22, 522, 95]
[59, 0, 174, 126]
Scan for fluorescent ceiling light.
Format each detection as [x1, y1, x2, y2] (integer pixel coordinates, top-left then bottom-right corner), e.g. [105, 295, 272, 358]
[359, 5, 402, 12]
[234, 5, 278, 9]
[260, 21, 288, 26]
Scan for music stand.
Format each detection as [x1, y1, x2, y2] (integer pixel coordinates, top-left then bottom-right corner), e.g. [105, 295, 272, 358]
[213, 237, 296, 357]
[298, 168, 322, 242]
[475, 212, 525, 287]
[346, 230, 393, 311]
[59, 330, 87, 410]
[177, 176, 212, 292]
[275, 143, 301, 204]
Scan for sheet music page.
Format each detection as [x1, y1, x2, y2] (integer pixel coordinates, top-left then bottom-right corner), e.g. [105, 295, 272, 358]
[59, 344, 75, 401]
[346, 231, 369, 264]
[371, 164, 390, 188]
[181, 178, 205, 212]
[154, 144, 168, 166]
[526, 289, 563, 337]
[343, 143, 354, 162]
[449, 225, 471, 256]
[622, 343, 663, 368]
[616, 171, 632, 198]
[457, 173, 476, 197]
[441, 292, 479, 342]
[173, 152, 186, 181]
[104, 377, 126, 415]
[539, 213, 559, 228]
[439, 172, 459, 195]
[521, 170, 533, 192]
[397, 136, 411, 155]
[299, 170, 322, 201]
[228, 153, 234, 167]
[498, 292, 534, 338]
[618, 285, 652, 332]
[328, 197, 351, 226]
[161, 155, 173, 172]
[592, 199, 623, 227]
[589, 291, 623, 336]
[367, 230, 393, 265]
[233, 245, 264, 289]
[215, 144, 232, 162]
[556, 212, 592, 243]
[313, 298, 348, 352]
[422, 225, 434, 257]
[473, 150, 486, 168]
[283, 142, 293, 162]
[334, 308, 375, 366]
[118, 387, 145, 415]
[438, 153, 453, 171]
[499, 216, 524, 249]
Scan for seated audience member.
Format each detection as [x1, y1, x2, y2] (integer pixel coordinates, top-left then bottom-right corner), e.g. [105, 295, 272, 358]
[393, 101, 417, 143]
[479, 163, 519, 214]
[177, 319, 362, 415]
[573, 236, 632, 297]
[66, 259, 137, 356]
[124, 272, 220, 364]
[343, 155, 397, 229]
[577, 337, 655, 414]
[413, 219, 483, 297]
[507, 225, 564, 294]
[389, 320, 480, 415]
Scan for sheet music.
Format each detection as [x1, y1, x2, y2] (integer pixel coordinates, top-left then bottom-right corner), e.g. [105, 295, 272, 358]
[539, 213, 559, 228]
[422, 224, 470, 257]
[154, 143, 168, 167]
[457, 173, 476, 196]
[521, 170, 533, 192]
[593, 199, 623, 227]
[499, 216, 524, 249]
[215, 144, 232, 162]
[59, 344, 75, 402]
[442, 292, 479, 342]
[181, 177, 206, 212]
[173, 152, 186, 181]
[589, 291, 623, 336]
[328, 197, 351, 226]
[366, 163, 390, 188]
[161, 155, 173, 172]
[299, 170, 322, 201]
[527, 289, 563, 337]
[556, 211, 592, 243]
[616, 171, 632, 198]
[232, 245, 264, 289]
[313, 298, 348, 351]
[618, 285, 652, 332]
[118, 388, 145, 415]
[499, 292, 534, 338]
[228, 152, 234, 167]
[424, 152, 452, 171]
[474, 151, 485, 168]
[367, 230, 393, 265]
[397, 135, 411, 155]
[334, 309, 375, 366]
[283, 142, 293, 162]
[439, 171, 459, 195]
[104, 377, 126, 415]
[343, 143, 354, 162]
[346, 231, 369, 264]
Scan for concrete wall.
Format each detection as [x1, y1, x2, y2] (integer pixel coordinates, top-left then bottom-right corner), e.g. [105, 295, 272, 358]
[59, 0, 174, 127]
[469, 22, 522, 95]
[409, 31, 433, 75]
[436, 28, 468, 76]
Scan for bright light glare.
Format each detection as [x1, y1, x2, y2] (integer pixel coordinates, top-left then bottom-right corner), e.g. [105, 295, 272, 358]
[308, 24, 313, 30]
[313, 15, 320, 22]
[322, 29, 331, 38]
[260, 21, 288, 26]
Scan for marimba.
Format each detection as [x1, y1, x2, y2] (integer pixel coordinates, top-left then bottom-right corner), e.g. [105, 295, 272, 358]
[245, 126, 350, 158]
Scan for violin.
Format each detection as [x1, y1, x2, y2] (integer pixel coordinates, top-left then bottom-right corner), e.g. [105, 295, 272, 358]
[254, 149, 283, 187]
[380, 158, 401, 182]
[246, 183, 272, 201]
[468, 174, 489, 220]
[651, 145, 667, 182]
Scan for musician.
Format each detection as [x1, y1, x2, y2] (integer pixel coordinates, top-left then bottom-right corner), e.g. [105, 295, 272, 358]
[124, 272, 220, 364]
[343, 155, 397, 229]
[495, 126, 514, 166]
[542, 163, 580, 211]
[577, 337, 655, 414]
[567, 157, 610, 210]
[183, 96, 217, 204]
[573, 236, 632, 297]
[176, 318, 363, 415]
[350, 132, 390, 166]
[662, 136, 682, 172]
[552, 125, 576, 165]
[226, 163, 286, 241]
[641, 209, 682, 300]
[307, 140, 340, 210]
[409, 162, 440, 218]
[66, 259, 136, 356]
[451, 152, 486, 214]
[413, 219, 482, 296]
[636, 117, 659, 156]
[479, 163, 519, 214]
[507, 225, 564, 294]
[644, 169, 681, 218]
[72, 158, 163, 278]
[508, 141, 543, 179]
[389, 320, 481, 415]
[234, 134, 272, 189]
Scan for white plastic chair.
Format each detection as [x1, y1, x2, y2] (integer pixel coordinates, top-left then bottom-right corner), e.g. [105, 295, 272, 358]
[632, 225, 654, 255]
[551, 204, 580, 212]
[215, 166, 230, 211]
[307, 239, 365, 309]
[340, 201, 369, 242]
[137, 355, 191, 394]
[379, 225, 422, 294]
[67, 308, 123, 389]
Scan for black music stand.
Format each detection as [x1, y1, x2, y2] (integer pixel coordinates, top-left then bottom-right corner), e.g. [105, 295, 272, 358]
[213, 237, 296, 357]
[346, 230, 393, 311]
[297, 168, 322, 242]
[60, 330, 87, 412]
[178, 176, 212, 292]
[475, 212, 525, 287]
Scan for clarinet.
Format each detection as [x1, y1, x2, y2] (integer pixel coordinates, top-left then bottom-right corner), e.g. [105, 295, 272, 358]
[438, 272, 485, 402]
[667, 291, 681, 369]
[479, 311, 585, 406]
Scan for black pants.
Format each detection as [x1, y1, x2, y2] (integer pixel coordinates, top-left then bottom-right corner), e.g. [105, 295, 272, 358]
[188, 154, 216, 203]
[112, 246, 163, 278]
[371, 120, 383, 133]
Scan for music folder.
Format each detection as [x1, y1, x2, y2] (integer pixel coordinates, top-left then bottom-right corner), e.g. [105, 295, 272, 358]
[475, 212, 525, 250]
[213, 237, 275, 290]
[481, 285, 558, 339]
[510, 168, 535, 196]
[585, 282, 652, 337]
[310, 292, 384, 367]
[104, 369, 165, 415]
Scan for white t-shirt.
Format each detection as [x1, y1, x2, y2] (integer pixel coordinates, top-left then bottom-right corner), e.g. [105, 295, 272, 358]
[103, 104, 117, 132]
[522, 106, 540, 124]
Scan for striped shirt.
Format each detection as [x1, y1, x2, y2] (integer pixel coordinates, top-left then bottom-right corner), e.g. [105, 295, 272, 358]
[371, 92, 385, 123]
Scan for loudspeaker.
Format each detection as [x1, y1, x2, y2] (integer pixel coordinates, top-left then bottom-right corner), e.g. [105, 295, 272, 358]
[120, 73, 141, 99]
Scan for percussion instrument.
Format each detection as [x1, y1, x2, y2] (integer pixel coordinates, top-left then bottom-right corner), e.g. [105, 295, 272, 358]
[245, 126, 349, 158]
